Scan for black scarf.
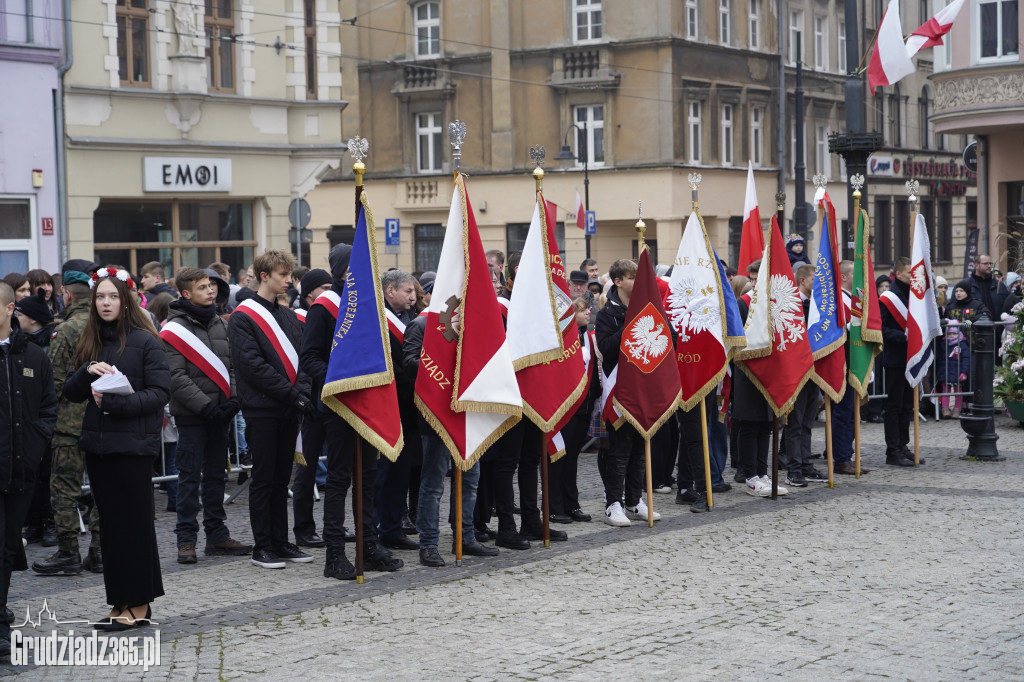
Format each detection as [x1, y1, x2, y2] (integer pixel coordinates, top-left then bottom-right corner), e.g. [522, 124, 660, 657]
[171, 298, 218, 325]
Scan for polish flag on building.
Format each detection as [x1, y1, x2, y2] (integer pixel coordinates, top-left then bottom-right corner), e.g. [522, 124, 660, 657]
[415, 174, 523, 470]
[868, 0, 916, 92]
[906, 0, 965, 55]
[576, 189, 586, 230]
[739, 161, 765, 275]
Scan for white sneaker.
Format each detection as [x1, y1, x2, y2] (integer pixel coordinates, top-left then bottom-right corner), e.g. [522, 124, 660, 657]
[653, 485, 673, 494]
[760, 475, 789, 496]
[745, 476, 771, 497]
[625, 498, 661, 521]
[604, 502, 631, 527]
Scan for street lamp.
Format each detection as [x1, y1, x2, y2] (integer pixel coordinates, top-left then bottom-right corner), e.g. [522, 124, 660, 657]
[555, 122, 591, 259]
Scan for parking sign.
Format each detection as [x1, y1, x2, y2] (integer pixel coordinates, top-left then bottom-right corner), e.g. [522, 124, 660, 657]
[585, 211, 596, 235]
[385, 218, 400, 254]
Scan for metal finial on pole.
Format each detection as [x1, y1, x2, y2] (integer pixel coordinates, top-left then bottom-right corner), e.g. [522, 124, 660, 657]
[905, 178, 920, 207]
[448, 120, 467, 174]
[812, 173, 828, 190]
[687, 172, 702, 210]
[348, 136, 369, 186]
[530, 145, 545, 192]
[635, 201, 647, 253]
[775, 190, 786, 225]
[851, 172, 864, 220]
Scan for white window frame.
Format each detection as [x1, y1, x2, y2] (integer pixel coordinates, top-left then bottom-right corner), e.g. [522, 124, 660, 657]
[919, 87, 933, 149]
[976, 0, 1019, 63]
[0, 196, 39, 272]
[789, 11, 803, 65]
[416, 112, 443, 173]
[719, 0, 731, 45]
[721, 104, 734, 166]
[686, 0, 699, 39]
[838, 20, 847, 73]
[573, 105, 605, 167]
[573, 0, 603, 44]
[814, 16, 827, 70]
[413, 1, 440, 59]
[751, 107, 763, 167]
[749, 0, 761, 49]
[688, 101, 702, 164]
[816, 124, 829, 175]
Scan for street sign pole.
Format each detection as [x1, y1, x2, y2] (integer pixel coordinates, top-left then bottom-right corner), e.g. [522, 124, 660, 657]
[385, 218, 401, 268]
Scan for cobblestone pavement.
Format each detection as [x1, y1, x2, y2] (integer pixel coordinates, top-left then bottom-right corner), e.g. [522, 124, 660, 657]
[5, 416, 1024, 680]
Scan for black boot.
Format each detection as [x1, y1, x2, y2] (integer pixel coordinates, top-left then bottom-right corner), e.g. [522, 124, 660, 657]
[363, 541, 403, 572]
[323, 547, 357, 580]
[41, 521, 57, 548]
[82, 547, 103, 574]
[32, 550, 83, 576]
[22, 526, 42, 545]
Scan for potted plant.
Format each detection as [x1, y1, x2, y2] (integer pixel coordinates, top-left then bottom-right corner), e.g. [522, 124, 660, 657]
[995, 300, 1024, 421]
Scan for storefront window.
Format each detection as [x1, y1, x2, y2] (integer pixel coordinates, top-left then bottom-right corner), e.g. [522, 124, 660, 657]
[0, 200, 33, 275]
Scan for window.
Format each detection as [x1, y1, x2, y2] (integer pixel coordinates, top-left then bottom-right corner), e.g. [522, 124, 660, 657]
[838, 21, 847, 72]
[0, 199, 34, 274]
[688, 100, 702, 164]
[888, 85, 902, 147]
[205, 0, 235, 93]
[938, 199, 954, 262]
[979, 0, 1019, 59]
[816, 124, 829, 175]
[749, 0, 761, 49]
[814, 16, 827, 69]
[414, 224, 445, 272]
[750, 107, 763, 167]
[919, 86, 932, 149]
[721, 105, 734, 166]
[719, 0, 731, 44]
[93, 201, 254, 277]
[303, 0, 316, 98]
[116, 0, 149, 86]
[894, 198, 910, 258]
[574, 105, 605, 166]
[507, 222, 566, 257]
[414, 1, 440, 58]
[416, 112, 443, 173]
[574, 0, 603, 43]
[875, 198, 891, 265]
[686, 0, 699, 39]
[789, 11, 803, 64]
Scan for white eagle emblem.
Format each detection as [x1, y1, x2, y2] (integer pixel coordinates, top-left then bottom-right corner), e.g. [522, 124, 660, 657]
[769, 274, 805, 351]
[910, 261, 929, 299]
[667, 277, 720, 342]
[624, 314, 671, 367]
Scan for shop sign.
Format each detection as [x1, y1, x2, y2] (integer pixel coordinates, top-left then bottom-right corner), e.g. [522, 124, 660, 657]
[868, 155, 895, 176]
[932, 181, 969, 197]
[143, 157, 232, 192]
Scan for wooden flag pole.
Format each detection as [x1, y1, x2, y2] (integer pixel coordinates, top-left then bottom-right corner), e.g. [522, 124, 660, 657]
[644, 437, 655, 527]
[454, 467, 463, 566]
[913, 386, 920, 465]
[771, 417, 780, 500]
[854, 398, 862, 477]
[353, 438, 365, 584]
[700, 403, 713, 510]
[908, 181, 920, 466]
[540, 430, 551, 547]
[824, 398, 835, 488]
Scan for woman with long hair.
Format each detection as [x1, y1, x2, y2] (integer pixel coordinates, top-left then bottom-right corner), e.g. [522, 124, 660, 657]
[2, 273, 31, 301]
[25, 270, 56, 315]
[63, 268, 169, 631]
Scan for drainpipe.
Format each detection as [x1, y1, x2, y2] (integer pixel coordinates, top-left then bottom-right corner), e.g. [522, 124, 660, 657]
[54, 0, 72, 264]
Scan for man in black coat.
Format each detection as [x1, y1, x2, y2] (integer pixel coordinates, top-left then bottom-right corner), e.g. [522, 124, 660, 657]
[879, 257, 920, 467]
[0, 282, 58, 656]
[970, 254, 1008, 320]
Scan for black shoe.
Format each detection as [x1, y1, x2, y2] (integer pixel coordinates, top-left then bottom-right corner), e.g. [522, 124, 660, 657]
[675, 489, 701, 505]
[419, 547, 445, 567]
[238, 449, 253, 470]
[343, 526, 357, 542]
[521, 527, 567, 542]
[401, 513, 417, 535]
[0, 607, 13, 625]
[803, 468, 828, 482]
[733, 469, 747, 483]
[41, 524, 57, 547]
[568, 508, 592, 522]
[381, 535, 419, 551]
[475, 525, 497, 541]
[364, 542, 403, 572]
[810, 452, 823, 459]
[32, 549, 82, 576]
[22, 526, 42, 545]
[295, 533, 326, 549]
[323, 551, 357, 580]
[785, 472, 808, 487]
[0, 635, 9, 658]
[549, 514, 573, 524]
[454, 540, 499, 556]
[886, 454, 916, 467]
[711, 483, 732, 493]
[97, 605, 151, 632]
[84, 546, 104, 575]
[495, 531, 530, 550]
[251, 549, 286, 569]
[275, 542, 313, 563]
[689, 492, 711, 513]
[899, 447, 925, 464]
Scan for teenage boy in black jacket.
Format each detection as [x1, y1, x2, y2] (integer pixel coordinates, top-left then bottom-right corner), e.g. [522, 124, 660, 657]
[879, 257, 920, 467]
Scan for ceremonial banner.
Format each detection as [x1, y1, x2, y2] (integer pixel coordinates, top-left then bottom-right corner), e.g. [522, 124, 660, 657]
[808, 193, 848, 401]
[739, 161, 765, 275]
[575, 189, 586, 230]
[415, 175, 522, 470]
[848, 209, 883, 396]
[906, 213, 942, 387]
[906, 0, 965, 55]
[736, 216, 814, 417]
[667, 211, 746, 410]
[868, 0, 916, 91]
[508, 194, 587, 433]
[613, 248, 682, 438]
[321, 194, 404, 460]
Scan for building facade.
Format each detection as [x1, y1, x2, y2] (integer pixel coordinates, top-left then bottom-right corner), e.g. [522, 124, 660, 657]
[62, 0, 348, 278]
[0, 0, 64, 274]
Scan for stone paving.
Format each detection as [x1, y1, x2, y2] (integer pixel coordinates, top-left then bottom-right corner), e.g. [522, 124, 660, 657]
[5, 415, 1024, 680]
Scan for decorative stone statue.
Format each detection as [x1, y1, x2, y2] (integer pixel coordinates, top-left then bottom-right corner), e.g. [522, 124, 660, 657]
[172, 1, 199, 57]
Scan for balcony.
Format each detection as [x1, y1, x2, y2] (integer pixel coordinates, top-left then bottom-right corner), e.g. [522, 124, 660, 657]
[931, 63, 1024, 134]
[391, 61, 456, 101]
[549, 49, 620, 91]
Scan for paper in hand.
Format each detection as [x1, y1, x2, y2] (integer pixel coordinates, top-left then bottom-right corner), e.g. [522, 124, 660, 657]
[91, 367, 134, 395]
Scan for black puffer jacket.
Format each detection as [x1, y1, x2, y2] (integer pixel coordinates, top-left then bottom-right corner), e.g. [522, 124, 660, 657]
[0, 327, 58, 494]
[64, 322, 170, 457]
[163, 299, 236, 425]
[880, 278, 910, 368]
[299, 243, 351, 415]
[595, 285, 628, 376]
[732, 298, 774, 422]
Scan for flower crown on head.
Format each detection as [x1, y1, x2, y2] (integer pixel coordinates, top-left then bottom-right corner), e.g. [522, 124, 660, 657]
[89, 267, 136, 291]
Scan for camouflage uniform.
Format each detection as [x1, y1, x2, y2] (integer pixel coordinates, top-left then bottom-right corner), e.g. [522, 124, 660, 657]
[47, 297, 100, 554]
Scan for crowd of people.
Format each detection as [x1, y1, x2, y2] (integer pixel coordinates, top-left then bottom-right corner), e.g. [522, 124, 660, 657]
[0, 242, 1010, 655]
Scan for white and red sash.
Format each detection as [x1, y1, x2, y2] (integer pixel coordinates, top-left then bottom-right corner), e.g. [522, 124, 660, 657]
[384, 308, 406, 343]
[311, 290, 341, 319]
[160, 321, 231, 398]
[581, 329, 596, 385]
[234, 299, 299, 384]
[295, 308, 307, 323]
[880, 290, 908, 330]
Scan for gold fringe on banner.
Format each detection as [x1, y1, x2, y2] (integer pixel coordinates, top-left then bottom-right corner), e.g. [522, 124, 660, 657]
[734, 359, 813, 419]
[613, 391, 682, 441]
[414, 394, 521, 472]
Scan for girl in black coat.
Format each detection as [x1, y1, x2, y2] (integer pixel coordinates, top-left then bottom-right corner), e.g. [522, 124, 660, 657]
[64, 269, 170, 631]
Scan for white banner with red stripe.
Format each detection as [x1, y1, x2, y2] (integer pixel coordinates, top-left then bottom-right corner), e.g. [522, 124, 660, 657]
[160, 321, 231, 398]
[235, 299, 299, 384]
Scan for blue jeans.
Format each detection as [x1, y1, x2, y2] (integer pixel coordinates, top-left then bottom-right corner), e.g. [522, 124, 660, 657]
[709, 417, 728, 487]
[831, 385, 856, 463]
[175, 423, 230, 547]
[161, 441, 178, 510]
[233, 412, 248, 454]
[416, 434, 479, 548]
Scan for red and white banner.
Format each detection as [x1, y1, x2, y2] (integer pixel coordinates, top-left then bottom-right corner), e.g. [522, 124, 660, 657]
[234, 299, 299, 384]
[906, 0, 965, 55]
[868, 0, 916, 92]
[739, 161, 765, 276]
[160, 321, 231, 398]
[906, 213, 942, 387]
[575, 189, 585, 230]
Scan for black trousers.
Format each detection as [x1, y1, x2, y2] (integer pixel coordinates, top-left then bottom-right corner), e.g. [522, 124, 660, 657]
[599, 421, 645, 508]
[293, 415, 325, 539]
[480, 420, 523, 534]
[735, 419, 772, 481]
[883, 367, 912, 451]
[517, 423, 543, 532]
[86, 453, 164, 607]
[24, 446, 52, 529]
[651, 417, 677, 487]
[677, 396, 715, 492]
[245, 414, 299, 553]
[783, 382, 819, 473]
[323, 415, 377, 551]
[550, 408, 590, 515]
[0, 489, 32, 639]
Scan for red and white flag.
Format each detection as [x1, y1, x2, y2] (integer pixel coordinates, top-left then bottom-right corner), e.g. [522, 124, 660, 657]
[906, 0, 965, 55]
[736, 215, 814, 417]
[507, 193, 587, 437]
[906, 213, 942, 387]
[415, 174, 522, 470]
[575, 189, 585, 230]
[739, 161, 765, 275]
[868, 0, 916, 92]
